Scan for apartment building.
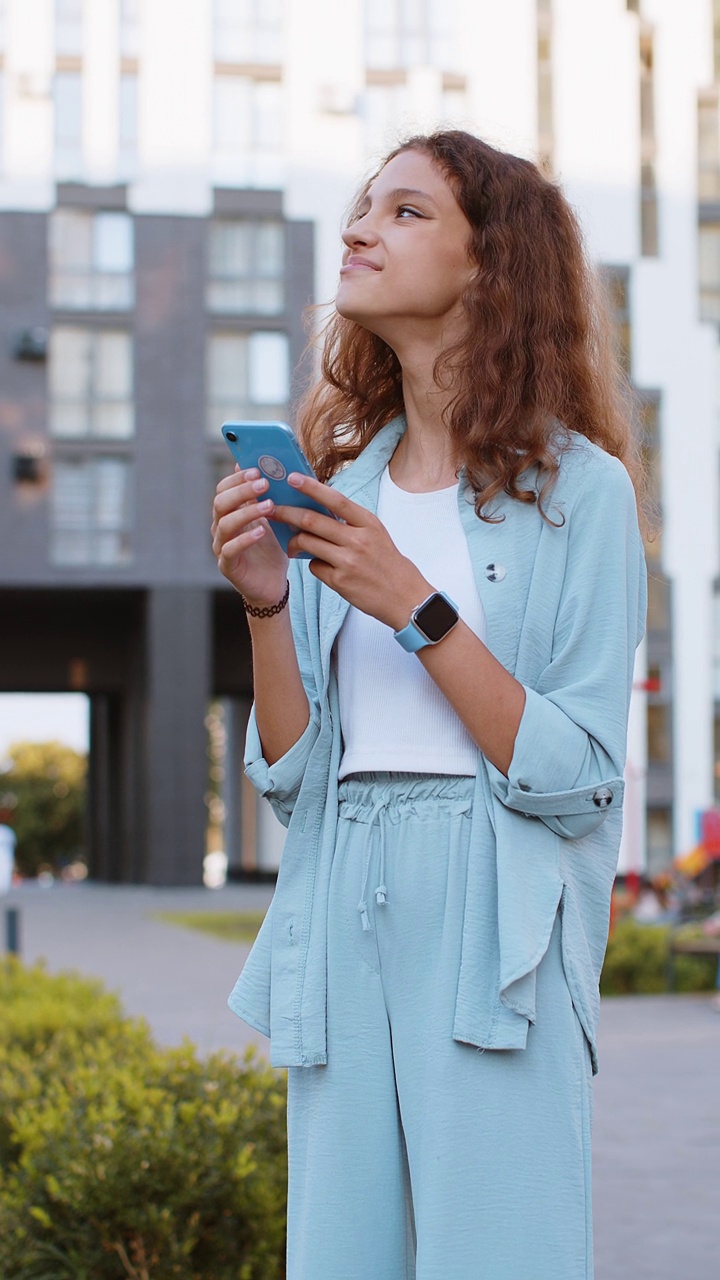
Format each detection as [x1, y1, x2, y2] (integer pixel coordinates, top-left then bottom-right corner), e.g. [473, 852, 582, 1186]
[0, 0, 716, 880]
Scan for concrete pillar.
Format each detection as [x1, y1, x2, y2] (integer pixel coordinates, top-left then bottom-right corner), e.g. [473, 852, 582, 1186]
[144, 587, 211, 884]
[88, 692, 124, 882]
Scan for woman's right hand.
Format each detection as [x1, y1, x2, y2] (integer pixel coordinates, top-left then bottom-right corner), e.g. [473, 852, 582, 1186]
[211, 468, 289, 607]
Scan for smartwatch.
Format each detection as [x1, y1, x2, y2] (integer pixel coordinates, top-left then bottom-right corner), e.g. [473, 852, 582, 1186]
[393, 591, 460, 653]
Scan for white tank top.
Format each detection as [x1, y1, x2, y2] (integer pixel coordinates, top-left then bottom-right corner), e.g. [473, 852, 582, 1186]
[336, 466, 487, 779]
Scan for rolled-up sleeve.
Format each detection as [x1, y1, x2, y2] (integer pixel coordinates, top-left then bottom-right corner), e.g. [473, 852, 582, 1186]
[245, 705, 320, 828]
[488, 456, 647, 839]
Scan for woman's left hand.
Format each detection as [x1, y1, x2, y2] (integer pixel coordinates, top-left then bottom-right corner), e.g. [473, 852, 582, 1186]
[271, 473, 431, 631]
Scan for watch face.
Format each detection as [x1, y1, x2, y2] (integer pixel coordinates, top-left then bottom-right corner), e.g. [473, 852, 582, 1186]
[415, 593, 458, 642]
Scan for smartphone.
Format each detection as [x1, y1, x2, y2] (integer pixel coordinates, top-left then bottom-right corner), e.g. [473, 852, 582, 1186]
[221, 420, 336, 559]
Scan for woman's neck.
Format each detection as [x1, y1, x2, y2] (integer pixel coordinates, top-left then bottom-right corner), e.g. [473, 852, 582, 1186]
[388, 358, 460, 493]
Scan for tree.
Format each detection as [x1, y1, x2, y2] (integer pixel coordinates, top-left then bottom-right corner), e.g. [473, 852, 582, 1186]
[0, 741, 87, 877]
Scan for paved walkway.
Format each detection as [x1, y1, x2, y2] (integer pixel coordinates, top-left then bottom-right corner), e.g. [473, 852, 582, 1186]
[4, 881, 719, 1279]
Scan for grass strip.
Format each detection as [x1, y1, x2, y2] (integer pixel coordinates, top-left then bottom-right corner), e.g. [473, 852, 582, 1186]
[152, 910, 266, 944]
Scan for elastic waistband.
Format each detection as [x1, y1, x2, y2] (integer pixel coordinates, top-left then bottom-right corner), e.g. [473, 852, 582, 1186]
[337, 772, 475, 823]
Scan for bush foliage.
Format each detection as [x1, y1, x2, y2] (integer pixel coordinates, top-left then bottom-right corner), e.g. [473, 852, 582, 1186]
[600, 918, 718, 995]
[0, 740, 87, 876]
[0, 959, 287, 1280]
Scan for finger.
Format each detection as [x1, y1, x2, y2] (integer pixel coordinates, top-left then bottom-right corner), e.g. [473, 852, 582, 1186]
[215, 467, 263, 496]
[286, 473, 372, 525]
[213, 477, 270, 522]
[213, 500, 274, 551]
[272, 504, 349, 545]
[286, 531, 344, 564]
[216, 521, 268, 571]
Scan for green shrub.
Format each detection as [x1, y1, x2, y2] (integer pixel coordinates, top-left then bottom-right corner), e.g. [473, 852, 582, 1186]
[600, 919, 718, 995]
[0, 959, 287, 1280]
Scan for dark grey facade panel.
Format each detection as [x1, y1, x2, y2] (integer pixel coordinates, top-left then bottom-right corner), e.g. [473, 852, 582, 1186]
[213, 187, 283, 216]
[56, 183, 128, 210]
[286, 219, 316, 415]
[144, 586, 212, 884]
[0, 212, 50, 583]
[133, 214, 210, 586]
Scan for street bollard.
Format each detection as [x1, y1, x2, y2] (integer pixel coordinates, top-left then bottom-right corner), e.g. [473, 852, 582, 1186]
[6, 906, 20, 955]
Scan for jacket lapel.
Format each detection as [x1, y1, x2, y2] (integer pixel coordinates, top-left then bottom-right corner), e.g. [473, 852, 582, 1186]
[457, 475, 534, 678]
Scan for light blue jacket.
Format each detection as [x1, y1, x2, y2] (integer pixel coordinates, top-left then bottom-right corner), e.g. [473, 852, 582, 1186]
[229, 416, 647, 1073]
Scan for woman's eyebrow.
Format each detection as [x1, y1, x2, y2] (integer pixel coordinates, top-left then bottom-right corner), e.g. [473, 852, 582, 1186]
[383, 186, 438, 205]
[357, 186, 439, 214]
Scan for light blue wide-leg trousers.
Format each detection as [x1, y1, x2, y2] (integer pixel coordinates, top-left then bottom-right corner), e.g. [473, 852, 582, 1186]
[287, 775, 593, 1280]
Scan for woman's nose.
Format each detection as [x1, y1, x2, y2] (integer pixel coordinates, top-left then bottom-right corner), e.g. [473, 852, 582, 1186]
[341, 216, 378, 249]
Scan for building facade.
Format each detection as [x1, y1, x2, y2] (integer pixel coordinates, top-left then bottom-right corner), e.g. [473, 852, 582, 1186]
[0, 0, 717, 881]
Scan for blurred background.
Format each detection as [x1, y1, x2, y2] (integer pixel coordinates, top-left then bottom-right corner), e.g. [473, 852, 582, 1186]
[0, 0, 718, 902]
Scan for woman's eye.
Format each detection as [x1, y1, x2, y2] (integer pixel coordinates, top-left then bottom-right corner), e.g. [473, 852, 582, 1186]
[397, 205, 422, 219]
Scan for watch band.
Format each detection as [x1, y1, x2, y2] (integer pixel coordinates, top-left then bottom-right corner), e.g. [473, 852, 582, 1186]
[393, 591, 459, 653]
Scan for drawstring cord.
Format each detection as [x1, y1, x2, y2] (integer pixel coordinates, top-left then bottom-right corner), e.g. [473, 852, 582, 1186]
[357, 795, 390, 931]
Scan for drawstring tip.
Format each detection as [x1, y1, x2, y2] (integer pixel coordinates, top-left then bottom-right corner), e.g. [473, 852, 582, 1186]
[375, 885, 387, 906]
[358, 901, 371, 932]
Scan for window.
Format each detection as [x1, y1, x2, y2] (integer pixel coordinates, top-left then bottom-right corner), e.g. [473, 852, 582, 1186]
[647, 704, 671, 766]
[365, 0, 456, 71]
[207, 331, 289, 434]
[213, 74, 283, 158]
[54, 72, 83, 176]
[120, 0, 140, 59]
[698, 90, 720, 201]
[214, 0, 283, 64]
[364, 79, 410, 154]
[51, 457, 132, 566]
[50, 210, 134, 310]
[639, 25, 659, 256]
[636, 392, 662, 563]
[55, 0, 83, 56]
[208, 220, 284, 315]
[441, 75, 467, 126]
[646, 808, 672, 873]
[600, 265, 631, 375]
[119, 74, 138, 174]
[699, 222, 720, 323]
[49, 328, 134, 439]
[537, 0, 553, 175]
[646, 573, 670, 632]
[713, 588, 720, 701]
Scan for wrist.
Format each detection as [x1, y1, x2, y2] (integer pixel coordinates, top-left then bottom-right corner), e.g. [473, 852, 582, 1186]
[239, 580, 290, 618]
[383, 569, 433, 633]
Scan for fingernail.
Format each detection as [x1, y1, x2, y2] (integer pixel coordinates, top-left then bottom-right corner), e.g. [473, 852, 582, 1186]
[244, 469, 259, 480]
[252, 478, 267, 492]
[288, 473, 302, 487]
[258, 499, 272, 511]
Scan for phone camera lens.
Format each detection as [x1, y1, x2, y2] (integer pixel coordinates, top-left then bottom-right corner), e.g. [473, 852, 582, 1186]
[226, 431, 237, 443]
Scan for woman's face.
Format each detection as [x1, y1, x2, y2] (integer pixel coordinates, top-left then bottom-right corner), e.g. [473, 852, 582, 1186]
[335, 149, 475, 346]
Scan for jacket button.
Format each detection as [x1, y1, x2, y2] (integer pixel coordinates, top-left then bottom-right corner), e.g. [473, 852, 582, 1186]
[592, 788, 613, 808]
[485, 562, 506, 582]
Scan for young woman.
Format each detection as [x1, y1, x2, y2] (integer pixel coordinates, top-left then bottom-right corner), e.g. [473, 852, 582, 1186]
[212, 131, 647, 1280]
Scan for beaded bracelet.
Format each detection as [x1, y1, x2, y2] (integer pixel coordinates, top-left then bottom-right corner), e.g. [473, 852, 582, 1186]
[241, 580, 290, 618]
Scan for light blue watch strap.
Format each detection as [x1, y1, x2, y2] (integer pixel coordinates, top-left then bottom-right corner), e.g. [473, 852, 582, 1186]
[393, 618, 432, 653]
[393, 591, 459, 653]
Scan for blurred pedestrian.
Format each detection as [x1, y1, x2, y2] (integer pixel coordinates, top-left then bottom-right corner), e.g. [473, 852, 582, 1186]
[0, 808, 16, 895]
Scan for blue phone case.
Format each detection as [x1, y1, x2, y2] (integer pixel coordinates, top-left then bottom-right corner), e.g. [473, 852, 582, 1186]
[221, 421, 334, 560]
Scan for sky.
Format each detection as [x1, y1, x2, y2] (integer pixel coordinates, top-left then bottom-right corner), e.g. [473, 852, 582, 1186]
[0, 694, 89, 767]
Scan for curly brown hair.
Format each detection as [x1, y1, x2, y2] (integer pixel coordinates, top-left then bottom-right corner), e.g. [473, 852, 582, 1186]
[295, 129, 644, 523]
